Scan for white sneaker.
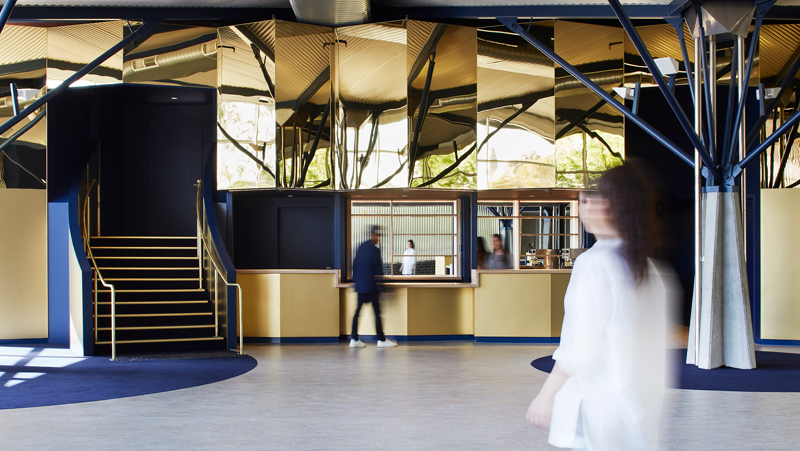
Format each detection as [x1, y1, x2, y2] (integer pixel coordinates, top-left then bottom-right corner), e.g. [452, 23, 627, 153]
[377, 339, 397, 348]
[350, 339, 366, 348]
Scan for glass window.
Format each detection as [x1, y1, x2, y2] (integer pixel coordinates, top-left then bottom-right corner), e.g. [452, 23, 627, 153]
[478, 200, 581, 270]
[350, 200, 459, 278]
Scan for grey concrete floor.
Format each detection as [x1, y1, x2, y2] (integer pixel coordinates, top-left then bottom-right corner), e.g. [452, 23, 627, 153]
[1, 342, 799, 451]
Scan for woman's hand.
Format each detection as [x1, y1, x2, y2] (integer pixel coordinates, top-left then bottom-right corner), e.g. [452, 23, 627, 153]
[526, 362, 568, 430]
[526, 392, 554, 429]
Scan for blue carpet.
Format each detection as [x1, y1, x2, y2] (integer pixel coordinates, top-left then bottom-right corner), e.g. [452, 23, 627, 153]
[0, 347, 257, 410]
[531, 349, 800, 392]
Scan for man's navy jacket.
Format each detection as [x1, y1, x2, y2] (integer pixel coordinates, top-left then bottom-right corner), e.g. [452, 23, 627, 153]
[353, 239, 384, 294]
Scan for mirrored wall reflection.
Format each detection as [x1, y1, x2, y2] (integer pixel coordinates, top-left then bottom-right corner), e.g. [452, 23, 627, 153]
[408, 21, 477, 189]
[0, 25, 47, 189]
[334, 22, 408, 189]
[48, 21, 124, 89]
[477, 20, 555, 189]
[123, 23, 218, 87]
[217, 20, 277, 189]
[275, 21, 333, 188]
[554, 21, 625, 189]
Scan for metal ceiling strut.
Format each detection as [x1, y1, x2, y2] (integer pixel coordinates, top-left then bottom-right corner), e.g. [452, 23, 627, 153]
[0, 0, 17, 38]
[608, 0, 713, 169]
[497, 16, 703, 175]
[0, 20, 163, 139]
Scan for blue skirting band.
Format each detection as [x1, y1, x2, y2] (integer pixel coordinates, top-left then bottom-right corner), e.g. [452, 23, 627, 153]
[475, 337, 561, 344]
[244, 337, 339, 344]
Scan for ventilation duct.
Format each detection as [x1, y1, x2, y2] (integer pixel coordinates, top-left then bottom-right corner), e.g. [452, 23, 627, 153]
[289, 0, 369, 27]
[123, 41, 217, 78]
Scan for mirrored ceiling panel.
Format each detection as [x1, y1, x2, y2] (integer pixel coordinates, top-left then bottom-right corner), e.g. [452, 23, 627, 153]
[408, 20, 477, 189]
[123, 23, 218, 87]
[0, 25, 47, 91]
[477, 20, 555, 189]
[334, 22, 407, 189]
[47, 21, 124, 88]
[554, 20, 624, 189]
[275, 21, 334, 188]
[217, 20, 278, 189]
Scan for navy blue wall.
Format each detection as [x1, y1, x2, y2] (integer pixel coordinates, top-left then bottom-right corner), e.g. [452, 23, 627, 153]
[231, 191, 336, 270]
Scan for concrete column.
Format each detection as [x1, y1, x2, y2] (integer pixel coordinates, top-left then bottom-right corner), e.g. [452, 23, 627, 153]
[687, 191, 756, 369]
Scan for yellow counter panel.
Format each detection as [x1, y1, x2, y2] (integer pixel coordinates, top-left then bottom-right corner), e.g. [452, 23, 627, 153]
[239, 272, 339, 341]
[474, 272, 569, 340]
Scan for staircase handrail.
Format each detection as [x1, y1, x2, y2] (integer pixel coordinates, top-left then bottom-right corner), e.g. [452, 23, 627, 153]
[196, 179, 244, 355]
[82, 179, 118, 360]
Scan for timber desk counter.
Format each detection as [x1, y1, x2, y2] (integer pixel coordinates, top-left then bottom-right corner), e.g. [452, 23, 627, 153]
[237, 269, 571, 343]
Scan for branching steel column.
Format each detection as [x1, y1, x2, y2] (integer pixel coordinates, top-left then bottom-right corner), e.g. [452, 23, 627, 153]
[498, 16, 711, 176]
[608, 0, 708, 163]
[0, 20, 163, 138]
[724, 1, 772, 164]
[666, 15, 695, 104]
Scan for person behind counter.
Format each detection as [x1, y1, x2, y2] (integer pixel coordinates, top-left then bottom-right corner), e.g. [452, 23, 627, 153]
[476, 237, 488, 269]
[350, 225, 398, 349]
[485, 233, 510, 269]
[400, 240, 416, 275]
[525, 164, 669, 450]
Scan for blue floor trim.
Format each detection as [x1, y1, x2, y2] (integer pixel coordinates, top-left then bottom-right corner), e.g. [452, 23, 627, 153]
[757, 339, 800, 346]
[339, 335, 475, 343]
[0, 339, 49, 345]
[476, 337, 560, 344]
[532, 349, 800, 393]
[245, 337, 338, 344]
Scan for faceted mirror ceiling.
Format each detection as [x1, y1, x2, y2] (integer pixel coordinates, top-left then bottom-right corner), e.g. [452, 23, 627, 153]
[3, 0, 800, 190]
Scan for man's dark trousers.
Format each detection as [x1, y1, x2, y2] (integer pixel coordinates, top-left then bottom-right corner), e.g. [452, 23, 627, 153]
[351, 291, 385, 341]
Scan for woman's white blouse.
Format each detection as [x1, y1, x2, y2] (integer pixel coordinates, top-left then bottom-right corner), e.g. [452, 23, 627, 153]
[402, 248, 416, 275]
[549, 239, 667, 450]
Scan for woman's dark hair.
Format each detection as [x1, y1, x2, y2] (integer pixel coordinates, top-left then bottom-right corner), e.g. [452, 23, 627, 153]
[407, 239, 415, 249]
[597, 163, 656, 284]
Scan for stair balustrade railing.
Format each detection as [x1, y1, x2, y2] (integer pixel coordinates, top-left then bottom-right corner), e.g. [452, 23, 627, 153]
[82, 179, 118, 360]
[196, 180, 244, 355]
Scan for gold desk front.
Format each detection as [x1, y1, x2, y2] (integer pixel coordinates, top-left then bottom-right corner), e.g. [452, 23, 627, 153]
[474, 272, 570, 339]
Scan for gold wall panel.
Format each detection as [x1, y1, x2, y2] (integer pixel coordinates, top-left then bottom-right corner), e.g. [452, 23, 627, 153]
[334, 22, 407, 189]
[554, 20, 624, 188]
[760, 188, 800, 340]
[477, 20, 555, 189]
[48, 21, 124, 88]
[217, 21, 278, 189]
[408, 20, 477, 189]
[0, 189, 48, 339]
[0, 25, 46, 88]
[275, 21, 333, 188]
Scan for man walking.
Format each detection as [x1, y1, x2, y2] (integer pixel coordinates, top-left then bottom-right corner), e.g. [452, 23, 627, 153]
[350, 225, 397, 348]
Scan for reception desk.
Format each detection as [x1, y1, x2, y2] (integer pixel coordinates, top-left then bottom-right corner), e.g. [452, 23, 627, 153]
[237, 269, 571, 343]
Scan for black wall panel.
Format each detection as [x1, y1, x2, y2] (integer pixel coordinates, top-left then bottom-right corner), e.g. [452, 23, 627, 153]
[232, 193, 335, 270]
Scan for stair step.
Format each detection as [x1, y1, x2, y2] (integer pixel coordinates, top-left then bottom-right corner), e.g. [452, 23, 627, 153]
[92, 246, 196, 250]
[98, 325, 215, 331]
[93, 256, 199, 260]
[95, 336, 224, 345]
[97, 312, 212, 317]
[97, 288, 205, 293]
[97, 300, 207, 305]
[91, 236, 196, 240]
